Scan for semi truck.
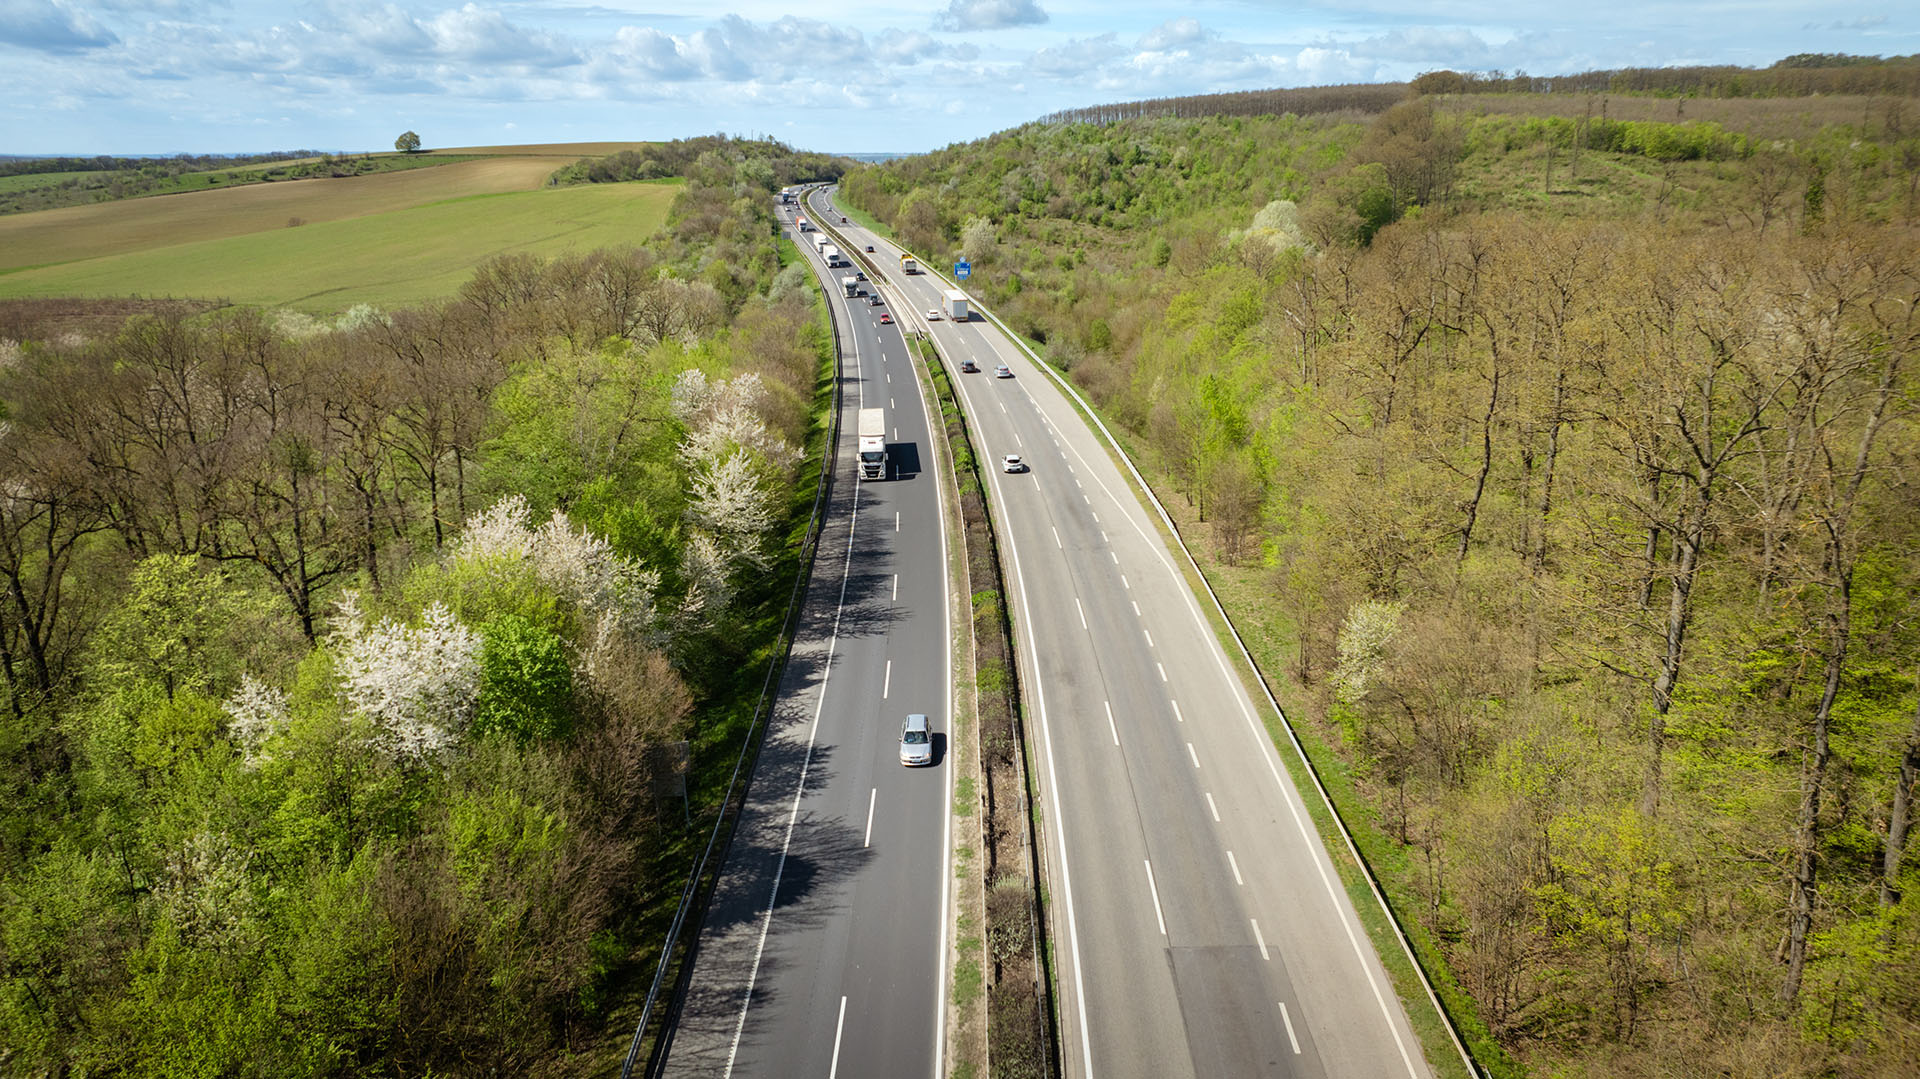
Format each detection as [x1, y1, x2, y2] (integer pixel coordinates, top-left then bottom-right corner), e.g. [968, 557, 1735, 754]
[943, 289, 969, 322]
[813, 233, 829, 252]
[841, 276, 860, 297]
[796, 216, 813, 232]
[857, 407, 887, 480]
[899, 254, 918, 274]
[823, 245, 847, 267]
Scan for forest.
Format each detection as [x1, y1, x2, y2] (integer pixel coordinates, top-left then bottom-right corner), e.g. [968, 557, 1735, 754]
[840, 72, 1920, 1077]
[0, 139, 831, 1073]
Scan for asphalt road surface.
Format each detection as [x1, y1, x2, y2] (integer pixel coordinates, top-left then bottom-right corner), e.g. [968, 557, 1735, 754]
[658, 193, 953, 1079]
[819, 188, 1436, 1079]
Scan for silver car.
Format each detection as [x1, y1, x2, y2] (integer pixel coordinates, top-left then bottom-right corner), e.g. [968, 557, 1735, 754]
[900, 713, 932, 766]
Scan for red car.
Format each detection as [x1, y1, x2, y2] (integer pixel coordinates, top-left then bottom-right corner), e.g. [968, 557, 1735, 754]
[879, 312, 893, 324]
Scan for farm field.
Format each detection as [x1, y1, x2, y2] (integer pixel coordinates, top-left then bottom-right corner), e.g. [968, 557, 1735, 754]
[0, 178, 681, 312]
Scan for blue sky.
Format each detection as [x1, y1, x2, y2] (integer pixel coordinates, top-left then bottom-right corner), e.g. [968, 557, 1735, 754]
[1, 1, 1913, 155]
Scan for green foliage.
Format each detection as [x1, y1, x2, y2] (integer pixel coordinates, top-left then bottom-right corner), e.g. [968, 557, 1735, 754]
[473, 615, 575, 743]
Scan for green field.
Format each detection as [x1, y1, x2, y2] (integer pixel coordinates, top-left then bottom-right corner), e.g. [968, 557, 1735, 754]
[0, 180, 681, 313]
[0, 170, 92, 193]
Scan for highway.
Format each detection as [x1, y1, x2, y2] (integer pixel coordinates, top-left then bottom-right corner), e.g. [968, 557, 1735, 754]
[816, 187, 1436, 1079]
[657, 194, 952, 1079]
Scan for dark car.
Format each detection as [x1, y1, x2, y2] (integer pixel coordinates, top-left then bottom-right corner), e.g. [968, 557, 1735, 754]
[865, 244, 875, 252]
[960, 358, 978, 372]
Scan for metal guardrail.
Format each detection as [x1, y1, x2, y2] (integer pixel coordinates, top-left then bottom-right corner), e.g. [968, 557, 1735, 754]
[620, 194, 847, 1079]
[883, 232, 1486, 1079]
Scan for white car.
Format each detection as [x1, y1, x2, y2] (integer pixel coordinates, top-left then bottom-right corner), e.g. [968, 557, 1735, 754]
[994, 363, 1013, 378]
[1002, 454, 1028, 474]
[926, 308, 943, 321]
[900, 713, 933, 766]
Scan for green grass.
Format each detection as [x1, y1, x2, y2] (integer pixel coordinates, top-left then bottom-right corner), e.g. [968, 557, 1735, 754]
[0, 170, 92, 194]
[0, 180, 681, 314]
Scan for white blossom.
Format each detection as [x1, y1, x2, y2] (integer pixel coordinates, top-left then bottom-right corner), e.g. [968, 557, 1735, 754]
[687, 448, 778, 569]
[677, 531, 732, 629]
[1331, 599, 1405, 706]
[453, 494, 537, 564]
[449, 497, 660, 638]
[669, 368, 713, 422]
[332, 598, 481, 763]
[224, 674, 290, 767]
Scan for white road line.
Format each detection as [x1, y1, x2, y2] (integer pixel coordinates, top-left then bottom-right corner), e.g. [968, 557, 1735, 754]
[1091, 511, 1098, 522]
[893, 573, 898, 601]
[864, 789, 877, 847]
[1206, 793, 1220, 822]
[998, 401, 1007, 412]
[1075, 477, 1083, 489]
[1186, 742, 1199, 768]
[724, 471, 863, 1076]
[1131, 601, 1142, 617]
[886, 371, 891, 383]
[1075, 597, 1087, 629]
[895, 512, 900, 532]
[1144, 628, 1154, 648]
[1016, 430, 1025, 446]
[1144, 861, 1167, 936]
[1158, 662, 1168, 682]
[883, 659, 892, 699]
[1121, 574, 1131, 589]
[1051, 527, 1062, 549]
[1110, 551, 1119, 564]
[1227, 850, 1243, 885]
[1083, 494, 1091, 504]
[1279, 1003, 1301, 1054]
[829, 996, 849, 1077]
[1101, 530, 1109, 542]
[1170, 698, 1184, 724]
[1105, 700, 1119, 745]
[1252, 919, 1270, 961]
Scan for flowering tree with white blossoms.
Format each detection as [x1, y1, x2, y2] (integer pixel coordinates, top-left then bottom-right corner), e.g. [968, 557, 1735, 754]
[224, 673, 291, 767]
[331, 593, 481, 762]
[452, 494, 661, 638]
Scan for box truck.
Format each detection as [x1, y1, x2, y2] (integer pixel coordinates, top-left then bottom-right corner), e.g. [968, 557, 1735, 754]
[943, 289, 969, 322]
[857, 408, 887, 480]
[899, 253, 918, 274]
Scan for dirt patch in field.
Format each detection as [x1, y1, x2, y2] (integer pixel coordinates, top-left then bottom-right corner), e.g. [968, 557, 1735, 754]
[428, 142, 655, 157]
[0, 157, 579, 272]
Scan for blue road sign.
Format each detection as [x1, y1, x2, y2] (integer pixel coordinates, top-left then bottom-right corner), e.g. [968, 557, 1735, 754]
[954, 260, 971, 279]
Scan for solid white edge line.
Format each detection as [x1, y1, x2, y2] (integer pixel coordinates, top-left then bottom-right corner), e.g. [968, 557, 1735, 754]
[723, 458, 863, 1077]
[1105, 700, 1119, 746]
[1144, 860, 1167, 937]
[864, 788, 877, 848]
[1280, 1002, 1301, 1054]
[1252, 918, 1270, 961]
[829, 995, 849, 1078]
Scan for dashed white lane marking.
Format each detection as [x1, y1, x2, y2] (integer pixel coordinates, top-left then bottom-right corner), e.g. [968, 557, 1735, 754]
[1252, 919, 1270, 961]
[1206, 793, 1221, 822]
[1016, 430, 1025, 446]
[1075, 597, 1087, 629]
[1101, 530, 1110, 542]
[1132, 601, 1142, 617]
[1105, 701, 1119, 745]
[1170, 699, 1185, 724]
[1051, 527, 1063, 549]
[829, 996, 849, 1077]
[895, 512, 900, 532]
[864, 789, 877, 848]
[1227, 850, 1243, 885]
[1157, 662, 1168, 682]
[883, 659, 891, 699]
[1110, 551, 1119, 564]
[892, 574, 898, 601]
[1279, 1003, 1301, 1054]
[998, 401, 1007, 413]
[1185, 742, 1199, 768]
[1144, 861, 1167, 936]
[1144, 628, 1154, 648]
[1075, 477, 1083, 489]
[1121, 574, 1131, 589]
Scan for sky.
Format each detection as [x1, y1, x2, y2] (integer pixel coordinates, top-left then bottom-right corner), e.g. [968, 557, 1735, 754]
[1, 1, 1914, 156]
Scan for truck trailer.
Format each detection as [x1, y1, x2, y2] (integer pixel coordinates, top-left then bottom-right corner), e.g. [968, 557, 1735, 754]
[857, 408, 887, 480]
[823, 245, 847, 267]
[943, 289, 969, 322]
[813, 233, 829, 252]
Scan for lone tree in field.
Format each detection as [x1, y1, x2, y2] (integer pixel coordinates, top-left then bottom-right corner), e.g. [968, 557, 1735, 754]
[395, 130, 422, 153]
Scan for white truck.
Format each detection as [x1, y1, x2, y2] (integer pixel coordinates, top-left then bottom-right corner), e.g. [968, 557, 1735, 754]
[857, 407, 887, 480]
[943, 289, 969, 322]
[796, 216, 813, 232]
[813, 233, 829, 252]
[823, 245, 847, 267]
[899, 254, 918, 274]
[841, 275, 860, 297]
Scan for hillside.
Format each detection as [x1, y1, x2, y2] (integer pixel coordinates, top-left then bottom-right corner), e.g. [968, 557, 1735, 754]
[841, 75, 1920, 1079]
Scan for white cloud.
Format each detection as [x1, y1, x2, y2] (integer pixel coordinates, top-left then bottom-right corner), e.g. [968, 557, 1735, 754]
[0, 0, 119, 52]
[934, 0, 1048, 33]
[1139, 17, 1209, 52]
